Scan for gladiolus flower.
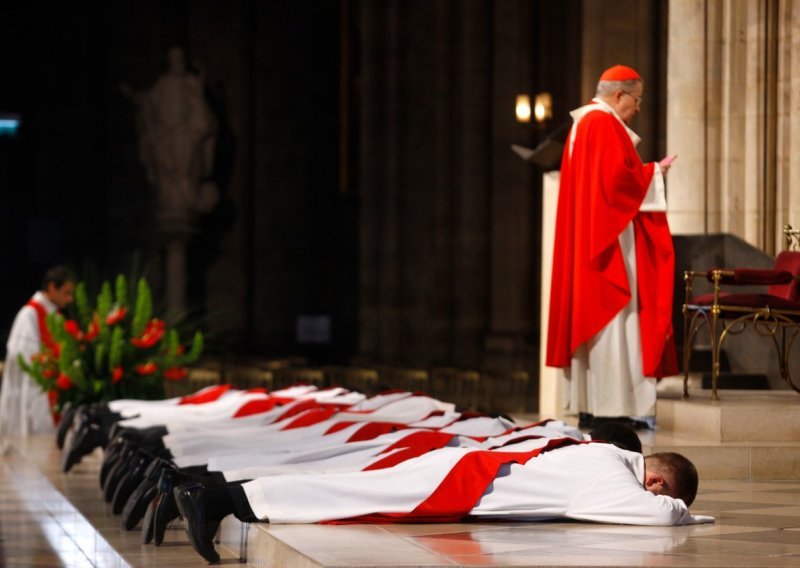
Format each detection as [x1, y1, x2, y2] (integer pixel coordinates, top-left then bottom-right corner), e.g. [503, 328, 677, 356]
[106, 306, 128, 326]
[135, 362, 158, 376]
[163, 367, 187, 381]
[131, 319, 166, 349]
[64, 320, 83, 341]
[84, 315, 100, 342]
[56, 373, 73, 390]
[112, 366, 124, 383]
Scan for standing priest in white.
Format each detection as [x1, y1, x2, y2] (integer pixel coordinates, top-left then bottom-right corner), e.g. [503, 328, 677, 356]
[0, 266, 75, 446]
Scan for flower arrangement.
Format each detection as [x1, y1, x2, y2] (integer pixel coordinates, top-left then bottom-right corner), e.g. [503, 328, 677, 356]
[20, 275, 203, 411]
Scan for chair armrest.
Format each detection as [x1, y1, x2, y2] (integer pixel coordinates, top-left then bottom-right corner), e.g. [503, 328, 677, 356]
[705, 268, 793, 286]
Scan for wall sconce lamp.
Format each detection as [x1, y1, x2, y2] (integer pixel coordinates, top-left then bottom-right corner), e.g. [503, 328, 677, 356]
[515, 94, 531, 123]
[533, 92, 553, 124]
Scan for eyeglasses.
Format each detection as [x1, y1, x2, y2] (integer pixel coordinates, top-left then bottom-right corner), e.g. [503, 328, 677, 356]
[621, 90, 643, 105]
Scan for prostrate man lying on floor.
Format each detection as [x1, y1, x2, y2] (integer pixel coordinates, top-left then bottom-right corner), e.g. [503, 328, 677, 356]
[173, 437, 713, 563]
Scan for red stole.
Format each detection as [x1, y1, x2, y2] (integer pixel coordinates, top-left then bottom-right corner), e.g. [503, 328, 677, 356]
[326, 437, 584, 524]
[546, 108, 677, 377]
[26, 300, 57, 351]
[26, 299, 60, 424]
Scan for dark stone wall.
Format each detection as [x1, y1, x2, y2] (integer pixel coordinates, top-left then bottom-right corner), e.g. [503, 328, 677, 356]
[0, 0, 669, 404]
[0, 1, 348, 361]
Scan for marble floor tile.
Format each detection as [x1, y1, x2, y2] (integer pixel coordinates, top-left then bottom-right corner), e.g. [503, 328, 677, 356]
[3, 433, 800, 567]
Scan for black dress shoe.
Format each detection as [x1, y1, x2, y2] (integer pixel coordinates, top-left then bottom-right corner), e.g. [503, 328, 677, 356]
[103, 444, 138, 502]
[174, 482, 222, 564]
[152, 468, 182, 546]
[122, 459, 168, 530]
[578, 412, 595, 429]
[112, 450, 156, 514]
[62, 421, 105, 473]
[100, 437, 129, 489]
[55, 402, 77, 449]
[592, 416, 653, 431]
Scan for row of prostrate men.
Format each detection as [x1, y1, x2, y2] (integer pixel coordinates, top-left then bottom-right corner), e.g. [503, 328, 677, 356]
[57, 382, 712, 564]
[5, 61, 680, 447]
[2, 61, 707, 565]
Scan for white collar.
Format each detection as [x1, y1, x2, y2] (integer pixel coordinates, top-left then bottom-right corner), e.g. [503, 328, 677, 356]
[31, 290, 58, 313]
[570, 98, 641, 148]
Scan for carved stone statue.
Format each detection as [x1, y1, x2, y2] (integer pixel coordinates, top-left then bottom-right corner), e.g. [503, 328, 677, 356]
[121, 47, 220, 314]
[122, 47, 219, 223]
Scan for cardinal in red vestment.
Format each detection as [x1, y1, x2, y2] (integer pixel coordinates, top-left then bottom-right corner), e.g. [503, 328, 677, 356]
[546, 65, 678, 429]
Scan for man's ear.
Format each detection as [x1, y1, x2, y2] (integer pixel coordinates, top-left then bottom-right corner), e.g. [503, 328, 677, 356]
[644, 472, 664, 489]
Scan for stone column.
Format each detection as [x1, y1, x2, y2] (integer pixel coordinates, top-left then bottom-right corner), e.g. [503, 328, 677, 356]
[538, 171, 564, 419]
[157, 212, 195, 316]
[666, 0, 714, 235]
[775, 0, 800, 245]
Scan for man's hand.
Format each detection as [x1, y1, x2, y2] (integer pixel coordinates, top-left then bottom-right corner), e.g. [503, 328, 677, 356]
[659, 154, 677, 175]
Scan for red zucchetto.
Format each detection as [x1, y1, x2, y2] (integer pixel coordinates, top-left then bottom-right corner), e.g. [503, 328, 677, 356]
[598, 65, 641, 82]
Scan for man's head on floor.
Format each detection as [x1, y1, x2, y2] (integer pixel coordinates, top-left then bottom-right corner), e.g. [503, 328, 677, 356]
[588, 422, 643, 453]
[644, 452, 699, 506]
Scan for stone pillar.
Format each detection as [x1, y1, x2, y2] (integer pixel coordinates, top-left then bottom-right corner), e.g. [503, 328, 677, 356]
[164, 237, 188, 314]
[775, 0, 800, 246]
[666, 0, 714, 235]
[538, 171, 564, 419]
[157, 212, 195, 316]
[667, 0, 798, 250]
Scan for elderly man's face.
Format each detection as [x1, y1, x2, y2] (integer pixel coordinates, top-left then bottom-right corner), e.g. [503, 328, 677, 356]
[614, 81, 643, 124]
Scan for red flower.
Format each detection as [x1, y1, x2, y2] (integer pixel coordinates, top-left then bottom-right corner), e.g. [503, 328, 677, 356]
[84, 314, 100, 342]
[64, 319, 83, 341]
[131, 319, 166, 349]
[106, 306, 128, 326]
[42, 368, 57, 379]
[163, 367, 187, 381]
[56, 373, 73, 390]
[112, 366, 124, 383]
[135, 362, 158, 376]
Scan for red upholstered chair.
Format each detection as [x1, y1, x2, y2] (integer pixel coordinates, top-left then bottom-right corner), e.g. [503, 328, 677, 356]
[682, 225, 800, 399]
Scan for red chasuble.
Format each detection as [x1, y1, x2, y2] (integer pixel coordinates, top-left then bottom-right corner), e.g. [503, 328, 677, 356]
[546, 107, 677, 378]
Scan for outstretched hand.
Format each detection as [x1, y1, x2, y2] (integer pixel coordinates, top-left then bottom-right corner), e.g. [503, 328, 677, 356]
[659, 154, 677, 175]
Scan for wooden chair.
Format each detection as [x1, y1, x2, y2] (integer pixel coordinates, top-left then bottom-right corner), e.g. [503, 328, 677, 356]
[431, 367, 480, 410]
[480, 370, 531, 414]
[377, 366, 429, 393]
[323, 366, 380, 394]
[225, 365, 273, 391]
[271, 367, 326, 390]
[682, 225, 800, 399]
[164, 365, 222, 398]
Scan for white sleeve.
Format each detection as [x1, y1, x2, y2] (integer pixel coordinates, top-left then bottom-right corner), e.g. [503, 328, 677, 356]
[639, 163, 667, 212]
[6, 306, 42, 357]
[566, 470, 713, 526]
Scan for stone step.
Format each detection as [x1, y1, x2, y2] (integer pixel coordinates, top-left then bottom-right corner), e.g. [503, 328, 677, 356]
[656, 390, 800, 443]
[638, 429, 800, 481]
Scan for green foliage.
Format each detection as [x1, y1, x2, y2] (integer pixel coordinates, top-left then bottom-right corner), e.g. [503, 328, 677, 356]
[131, 278, 152, 336]
[75, 283, 92, 328]
[21, 274, 205, 412]
[115, 274, 128, 308]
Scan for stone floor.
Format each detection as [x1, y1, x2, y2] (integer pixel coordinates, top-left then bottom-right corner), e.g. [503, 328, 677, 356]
[2, 394, 800, 567]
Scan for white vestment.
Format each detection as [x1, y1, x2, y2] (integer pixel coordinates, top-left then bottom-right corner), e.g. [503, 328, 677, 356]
[242, 442, 713, 526]
[0, 291, 56, 442]
[564, 99, 667, 419]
